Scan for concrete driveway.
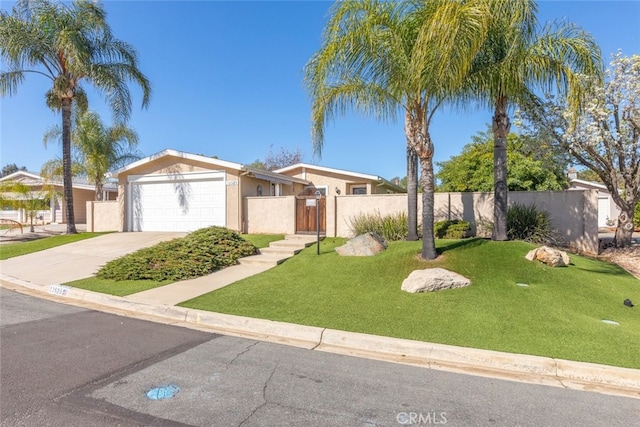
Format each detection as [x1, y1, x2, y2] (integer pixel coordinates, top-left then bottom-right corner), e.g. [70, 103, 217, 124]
[0, 232, 186, 286]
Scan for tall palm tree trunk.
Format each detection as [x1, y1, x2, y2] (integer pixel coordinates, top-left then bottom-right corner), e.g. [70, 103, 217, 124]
[419, 155, 437, 259]
[95, 181, 104, 201]
[492, 95, 509, 241]
[407, 144, 419, 241]
[406, 109, 437, 259]
[61, 98, 77, 234]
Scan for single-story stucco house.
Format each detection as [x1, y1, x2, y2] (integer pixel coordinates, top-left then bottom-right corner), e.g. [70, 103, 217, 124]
[106, 149, 405, 233]
[274, 163, 405, 196]
[0, 170, 116, 224]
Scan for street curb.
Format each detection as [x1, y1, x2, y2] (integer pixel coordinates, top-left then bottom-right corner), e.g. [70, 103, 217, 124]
[1, 274, 639, 400]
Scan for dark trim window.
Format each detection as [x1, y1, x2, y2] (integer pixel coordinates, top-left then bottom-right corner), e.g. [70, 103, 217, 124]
[351, 186, 367, 195]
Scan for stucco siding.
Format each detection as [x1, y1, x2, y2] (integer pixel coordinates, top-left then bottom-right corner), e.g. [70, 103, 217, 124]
[86, 201, 121, 232]
[245, 196, 296, 234]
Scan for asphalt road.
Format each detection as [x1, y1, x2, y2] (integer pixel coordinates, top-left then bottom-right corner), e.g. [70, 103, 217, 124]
[1, 288, 639, 427]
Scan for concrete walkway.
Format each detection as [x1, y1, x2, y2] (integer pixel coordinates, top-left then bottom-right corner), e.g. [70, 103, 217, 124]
[126, 264, 272, 305]
[125, 234, 317, 305]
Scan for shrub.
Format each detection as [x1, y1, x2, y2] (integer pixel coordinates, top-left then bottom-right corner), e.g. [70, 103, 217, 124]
[507, 203, 559, 244]
[634, 201, 640, 229]
[434, 220, 471, 239]
[349, 211, 409, 241]
[97, 226, 257, 281]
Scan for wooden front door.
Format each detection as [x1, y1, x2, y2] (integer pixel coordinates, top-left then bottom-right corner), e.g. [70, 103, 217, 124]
[296, 196, 326, 234]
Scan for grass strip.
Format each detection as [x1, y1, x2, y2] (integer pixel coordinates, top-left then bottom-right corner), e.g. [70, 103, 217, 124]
[65, 277, 171, 296]
[0, 232, 108, 260]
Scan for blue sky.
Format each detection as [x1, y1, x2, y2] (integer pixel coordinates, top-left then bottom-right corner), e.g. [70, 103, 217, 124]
[1, 0, 639, 180]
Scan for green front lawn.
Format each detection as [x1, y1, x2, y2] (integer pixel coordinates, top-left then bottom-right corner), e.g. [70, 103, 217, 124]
[241, 233, 284, 249]
[66, 277, 171, 296]
[181, 238, 640, 369]
[0, 232, 108, 260]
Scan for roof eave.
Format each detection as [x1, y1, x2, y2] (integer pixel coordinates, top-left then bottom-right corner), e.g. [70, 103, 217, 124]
[109, 149, 244, 178]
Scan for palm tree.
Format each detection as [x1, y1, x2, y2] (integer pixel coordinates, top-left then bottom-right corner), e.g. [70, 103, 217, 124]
[44, 110, 141, 200]
[304, 0, 489, 259]
[466, 0, 602, 240]
[0, 0, 151, 233]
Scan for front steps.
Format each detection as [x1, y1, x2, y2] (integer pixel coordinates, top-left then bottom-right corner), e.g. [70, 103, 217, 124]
[238, 234, 321, 267]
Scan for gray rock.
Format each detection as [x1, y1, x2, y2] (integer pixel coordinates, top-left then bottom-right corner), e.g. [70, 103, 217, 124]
[525, 246, 570, 267]
[401, 268, 471, 293]
[335, 232, 387, 256]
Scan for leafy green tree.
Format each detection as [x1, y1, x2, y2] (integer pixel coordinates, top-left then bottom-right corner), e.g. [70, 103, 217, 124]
[576, 169, 602, 183]
[436, 128, 569, 192]
[465, 0, 602, 240]
[305, 0, 490, 259]
[0, 164, 27, 178]
[44, 110, 141, 200]
[0, 0, 151, 233]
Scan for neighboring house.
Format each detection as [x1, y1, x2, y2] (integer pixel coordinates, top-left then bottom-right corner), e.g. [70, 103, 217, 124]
[106, 149, 405, 233]
[0, 171, 116, 224]
[568, 177, 620, 228]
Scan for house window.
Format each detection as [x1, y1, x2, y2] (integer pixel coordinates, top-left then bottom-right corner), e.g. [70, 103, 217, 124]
[257, 185, 263, 196]
[305, 185, 327, 196]
[351, 186, 367, 195]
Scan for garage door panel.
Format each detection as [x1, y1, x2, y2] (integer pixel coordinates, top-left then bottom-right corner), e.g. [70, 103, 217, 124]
[130, 175, 226, 232]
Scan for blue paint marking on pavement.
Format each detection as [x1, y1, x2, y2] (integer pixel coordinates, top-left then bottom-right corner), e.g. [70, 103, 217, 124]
[146, 384, 180, 400]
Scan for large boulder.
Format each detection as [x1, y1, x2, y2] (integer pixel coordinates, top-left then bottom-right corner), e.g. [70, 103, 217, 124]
[401, 268, 471, 293]
[335, 232, 387, 256]
[525, 246, 570, 267]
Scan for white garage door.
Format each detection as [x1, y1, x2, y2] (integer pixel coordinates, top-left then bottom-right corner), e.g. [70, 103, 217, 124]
[128, 172, 226, 232]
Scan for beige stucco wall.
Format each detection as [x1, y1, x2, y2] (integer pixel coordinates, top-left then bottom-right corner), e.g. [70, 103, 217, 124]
[329, 190, 599, 254]
[86, 201, 121, 232]
[60, 188, 94, 224]
[510, 190, 599, 254]
[245, 196, 296, 234]
[334, 194, 416, 237]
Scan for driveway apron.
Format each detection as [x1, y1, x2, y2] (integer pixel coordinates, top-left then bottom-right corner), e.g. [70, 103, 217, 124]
[0, 232, 185, 286]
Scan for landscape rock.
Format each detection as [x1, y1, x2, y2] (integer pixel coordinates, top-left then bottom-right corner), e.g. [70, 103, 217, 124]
[401, 268, 471, 293]
[525, 246, 570, 267]
[335, 232, 387, 256]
